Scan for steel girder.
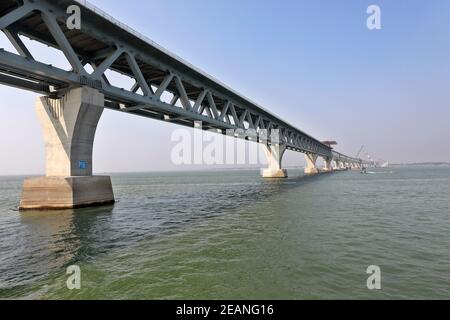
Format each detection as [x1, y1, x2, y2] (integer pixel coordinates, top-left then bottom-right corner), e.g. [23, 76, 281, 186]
[0, 0, 364, 164]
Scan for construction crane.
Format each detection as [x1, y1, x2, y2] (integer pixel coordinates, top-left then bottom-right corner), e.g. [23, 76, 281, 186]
[355, 145, 365, 158]
[357, 145, 385, 167]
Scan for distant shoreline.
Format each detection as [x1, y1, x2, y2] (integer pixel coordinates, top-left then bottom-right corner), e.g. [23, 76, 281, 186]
[2, 163, 450, 177]
[390, 162, 450, 166]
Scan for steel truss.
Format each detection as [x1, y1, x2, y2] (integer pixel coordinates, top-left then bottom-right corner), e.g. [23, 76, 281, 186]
[0, 0, 367, 165]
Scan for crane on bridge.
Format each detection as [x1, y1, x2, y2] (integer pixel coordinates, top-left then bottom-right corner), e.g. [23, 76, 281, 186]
[355, 145, 365, 159]
[356, 146, 382, 168]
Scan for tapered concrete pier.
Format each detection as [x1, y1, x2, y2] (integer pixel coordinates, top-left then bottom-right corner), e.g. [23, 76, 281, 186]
[261, 144, 288, 178]
[304, 153, 320, 174]
[19, 87, 115, 210]
[319, 156, 332, 173]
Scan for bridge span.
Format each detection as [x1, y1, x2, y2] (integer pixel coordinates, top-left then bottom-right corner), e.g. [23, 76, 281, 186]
[0, 0, 370, 210]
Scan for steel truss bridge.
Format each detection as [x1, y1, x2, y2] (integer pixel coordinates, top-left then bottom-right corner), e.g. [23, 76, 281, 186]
[0, 0, 369, 166]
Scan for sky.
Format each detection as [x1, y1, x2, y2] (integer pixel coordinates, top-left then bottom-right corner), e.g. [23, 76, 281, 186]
[0, 0, 449, 175]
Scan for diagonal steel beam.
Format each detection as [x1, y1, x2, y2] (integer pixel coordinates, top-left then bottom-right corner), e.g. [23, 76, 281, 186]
[125, 53, 152, 96]
[206, 91, 219, 119]
[256, 116, 265, 130]
[90, 61, 112, 87]
[204, 106, 213, 118]
[229, 103, 240, 126]
[174, 75, 192, 110]
[0, 3, 34, 30]
[130, 81, 140, 93]
[219, 101, 231, 122]
[246, 112, 255, 129]
[239, 109, 248, 128]
[3, 28, 34, 60]
[40, 12, 85, 75]
[193, 90, 207, 113]
[154, 73, 174, 99]
[91, 49, 123, 80]
[170, 94, 179, 106]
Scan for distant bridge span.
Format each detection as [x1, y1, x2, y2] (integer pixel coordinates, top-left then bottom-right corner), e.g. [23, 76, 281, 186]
[0, 0, 371, 210]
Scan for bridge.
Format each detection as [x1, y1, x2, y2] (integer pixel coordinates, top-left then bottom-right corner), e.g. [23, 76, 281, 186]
[0, 0, 371, 210]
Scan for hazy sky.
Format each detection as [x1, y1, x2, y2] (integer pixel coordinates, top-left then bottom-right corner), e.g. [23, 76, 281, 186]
[0, 0, 449, 175]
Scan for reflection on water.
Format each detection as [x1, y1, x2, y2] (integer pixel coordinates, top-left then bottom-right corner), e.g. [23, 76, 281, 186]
[0, 168, 450, 299]
[0, 206, 114, 295]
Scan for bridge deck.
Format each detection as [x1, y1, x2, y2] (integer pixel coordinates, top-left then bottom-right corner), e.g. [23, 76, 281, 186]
[0, 0, 364, 164]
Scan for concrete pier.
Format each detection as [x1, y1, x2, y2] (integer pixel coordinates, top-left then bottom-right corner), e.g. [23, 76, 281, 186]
[322, 157, 333, 173]
[19, 87, 115, 210]
[261, 144, 288, 178]
[304, 153, 319, 175]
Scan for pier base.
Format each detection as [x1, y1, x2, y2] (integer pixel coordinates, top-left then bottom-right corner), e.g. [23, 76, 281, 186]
[304, 167, 320, 175]
[262, 168, 288, 178]
[20, 176, 114, 210]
